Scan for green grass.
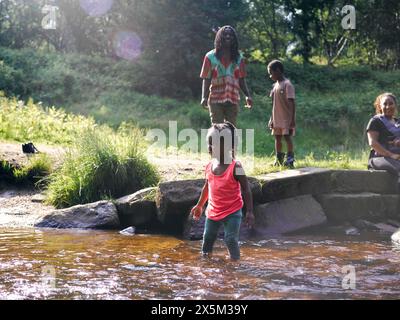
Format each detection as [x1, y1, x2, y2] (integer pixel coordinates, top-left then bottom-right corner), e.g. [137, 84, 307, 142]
[0, 92, 98, 145]
[1, 48, 388, 194]
[44, 129, 160, 208]
[0, 94, 160, 207]
[0, 153, 52, 186]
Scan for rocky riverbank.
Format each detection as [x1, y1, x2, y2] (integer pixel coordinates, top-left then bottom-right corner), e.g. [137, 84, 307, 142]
[30, 167, 400, 240]
[1, 142, 400, 240]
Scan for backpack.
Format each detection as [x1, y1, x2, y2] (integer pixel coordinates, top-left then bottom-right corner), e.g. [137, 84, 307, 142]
[22, 142, 40, 154]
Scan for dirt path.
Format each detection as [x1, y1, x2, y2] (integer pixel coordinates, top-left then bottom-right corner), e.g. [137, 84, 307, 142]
[0, 188, 54, 228]
[0, 141, 65, 169]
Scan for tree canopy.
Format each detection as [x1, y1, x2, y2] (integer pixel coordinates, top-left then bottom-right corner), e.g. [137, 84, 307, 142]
[0, 0, 399, 97]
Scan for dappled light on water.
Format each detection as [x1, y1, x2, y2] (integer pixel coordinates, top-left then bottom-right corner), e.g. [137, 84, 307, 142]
[0, 228, 399, 299]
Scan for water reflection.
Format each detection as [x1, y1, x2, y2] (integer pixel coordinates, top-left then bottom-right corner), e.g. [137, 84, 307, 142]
[0, 228, 399, 299]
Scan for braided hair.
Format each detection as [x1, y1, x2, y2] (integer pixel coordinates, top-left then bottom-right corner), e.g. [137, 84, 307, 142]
[207, 121, 238, 159]
[214, 25, 240, 63]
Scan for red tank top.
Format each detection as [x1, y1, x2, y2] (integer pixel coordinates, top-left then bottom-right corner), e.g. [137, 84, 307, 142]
[205, 159, 244, 221]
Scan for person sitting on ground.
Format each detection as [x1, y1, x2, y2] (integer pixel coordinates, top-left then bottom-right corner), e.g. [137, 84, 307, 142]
[366, 93, 400, 175]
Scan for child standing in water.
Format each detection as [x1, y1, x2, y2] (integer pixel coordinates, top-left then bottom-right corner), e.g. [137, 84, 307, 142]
[267, 60, 296, 168]
[191, 122, 254, 261]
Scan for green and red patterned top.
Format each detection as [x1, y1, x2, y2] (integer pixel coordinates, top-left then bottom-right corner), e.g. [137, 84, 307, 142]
[200, 49, 247, 105]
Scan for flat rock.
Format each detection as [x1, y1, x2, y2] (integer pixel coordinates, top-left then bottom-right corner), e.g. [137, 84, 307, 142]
[330, 170, 398, 194]
[316, 193, 399, 223]
[353, 219, 380, 231]
[374, 223, 398, 235]
[386, 219, 400, 228]
[35, 200, 120, 229]
[257, 167, 332, 203]
[253, 195, 327, 235]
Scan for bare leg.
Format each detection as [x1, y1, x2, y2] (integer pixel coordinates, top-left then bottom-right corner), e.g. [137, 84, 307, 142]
[275, 135, 283, 153]
[284, 135, 293, 153]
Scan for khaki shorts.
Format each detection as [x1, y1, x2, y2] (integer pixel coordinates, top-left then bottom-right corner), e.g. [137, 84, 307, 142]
[209, 102, 239, 126]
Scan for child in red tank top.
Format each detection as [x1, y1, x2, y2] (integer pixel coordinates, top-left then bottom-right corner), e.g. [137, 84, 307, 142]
[191, 122, 254, 260]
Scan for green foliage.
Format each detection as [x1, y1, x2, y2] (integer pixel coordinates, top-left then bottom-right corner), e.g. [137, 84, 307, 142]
[0, 159, 14, 182]
[0, 92, 98, 144]
[0, 153, 51, 186]
[13, 153, 52, 185]
[2, 48, 399, 162]
[45, 129, 160, 208]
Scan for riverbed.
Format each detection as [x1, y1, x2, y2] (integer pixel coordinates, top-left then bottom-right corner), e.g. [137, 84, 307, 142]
[0, 227, 399, 299]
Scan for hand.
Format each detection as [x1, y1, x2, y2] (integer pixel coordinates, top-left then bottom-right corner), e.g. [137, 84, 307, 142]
[244, 211, 255, 229]
[290, 119, 296, 128]
[190, 205, 203, 221]
[200, 98, 209, 110]
[245, 96, 253, 109]
[268, 118, 273, 129]
[390, 153, 400, 160]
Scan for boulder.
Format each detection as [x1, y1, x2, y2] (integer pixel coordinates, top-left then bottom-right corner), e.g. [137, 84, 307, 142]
[374, 223, 398, 235]
[353, 219, 380, 231]
[115, 187, 157, 228]
[247, 177, 263, 204]
[182, 214, 207, 240]
[156, 179, 205, 234]
[315, 193, 399, 224]
[330, 170, 398, 194]
[35, 200, 120, 229]
[257, 167, 332, 203]
[391, 229, 400, 244]
[119, 226, 136, 236]
[345, 227, 360, 236]
[253, 195, 327, 235]
[158, 177, 261, 236]
[386, 219, 400, 228]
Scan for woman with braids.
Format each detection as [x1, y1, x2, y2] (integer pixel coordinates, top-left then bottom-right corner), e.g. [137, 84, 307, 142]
[191, 121, 254, 261]
[200, 25, 253, 126]
[366, 93, 400, 175]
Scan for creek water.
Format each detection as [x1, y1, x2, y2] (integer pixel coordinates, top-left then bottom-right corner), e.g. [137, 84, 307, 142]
[0, 227, 399, 300]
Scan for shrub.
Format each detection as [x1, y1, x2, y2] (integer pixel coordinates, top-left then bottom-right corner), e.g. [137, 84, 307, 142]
[13, 153, 52, 186]
[0, 153, 51, 186]
[45, 129, 160, 208]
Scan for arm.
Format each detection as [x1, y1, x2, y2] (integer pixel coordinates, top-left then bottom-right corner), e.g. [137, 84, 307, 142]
[288, 98, 296, 127]
[190, 180, 209, 220]
[268, 91, 274, 129]
[201, 79, 211, 108]
[367, 130, 400, 159]
[234, 162, 255, 228]
[239, 78, 253, 108]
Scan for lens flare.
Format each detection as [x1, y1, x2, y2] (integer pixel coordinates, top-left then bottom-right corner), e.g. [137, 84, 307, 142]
[79, 0, 113, 17]
[113, 31, 143, 61]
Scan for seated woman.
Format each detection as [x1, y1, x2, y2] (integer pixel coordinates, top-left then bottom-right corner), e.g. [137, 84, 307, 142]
[366, 93, 400, 175]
